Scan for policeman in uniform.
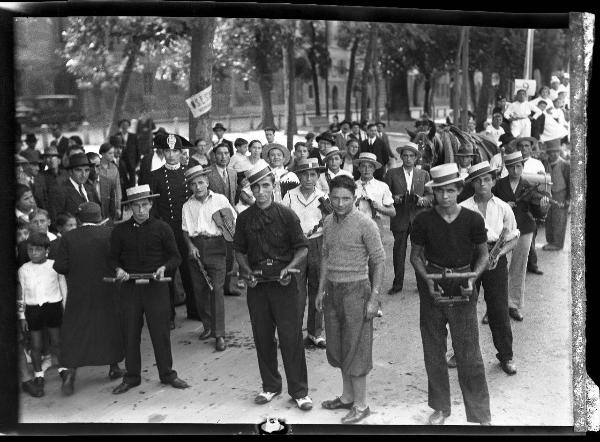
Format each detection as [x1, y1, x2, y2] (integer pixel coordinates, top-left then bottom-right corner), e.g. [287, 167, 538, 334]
[149, 133, 196, 328]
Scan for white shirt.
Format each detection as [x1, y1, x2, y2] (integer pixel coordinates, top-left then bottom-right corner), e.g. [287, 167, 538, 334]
[355, 178, 394, 219]
[504, 100, 542, 120]
[181, 191, 237, 237]
[151, 150, 166, 172]
[120, 131, 129, 144]
[281, 186, 327, 239]
[484, 125, 505, 146]
[18, 259, 66, 318]
[489, 153, 508, 178]
[367, 137, 377, 146]
[460, 196, 520, 243]
[403, 166, 414, 191]
[523, 157, 546, 175]
[317, 169, 352, 194]
[228, 152, 252, 173]
[530, 96, 555, 111]
[70, 177, 88, 201]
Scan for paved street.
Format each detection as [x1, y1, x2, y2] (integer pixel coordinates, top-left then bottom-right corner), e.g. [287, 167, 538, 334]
[20, 218, 572, 426]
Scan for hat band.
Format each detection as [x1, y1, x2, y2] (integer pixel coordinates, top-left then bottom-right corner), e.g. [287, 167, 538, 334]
[468, 167, 493, 179]
[248, 167, 272, 183]
[126, 191, 154, 200]
[432, 171, 460, 183]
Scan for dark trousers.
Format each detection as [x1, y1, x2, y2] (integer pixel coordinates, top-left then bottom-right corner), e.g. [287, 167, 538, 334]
[189, 236, 226, 337]
[167, 226, 196, 320]
[297, 236, 324, 337]
[416, 274, 491, 424]
[545, 190, 568, 249]
[119, 281, 177, 385]
[392, 228, 410, 290]
[476, 255, 513, 362]
[247, 280, 308, 399]
[224, 242, 234, 293]
[527, 223, 539, 270]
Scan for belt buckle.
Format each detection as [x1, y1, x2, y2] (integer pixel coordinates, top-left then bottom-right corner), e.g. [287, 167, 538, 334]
[265, 259, 274, 266]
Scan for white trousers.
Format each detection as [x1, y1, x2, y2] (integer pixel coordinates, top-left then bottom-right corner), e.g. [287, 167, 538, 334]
[510, 118, 531, 138]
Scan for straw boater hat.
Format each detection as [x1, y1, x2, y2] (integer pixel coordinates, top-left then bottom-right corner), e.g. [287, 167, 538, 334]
[353, 152, 382, 169]
[455, 142, 478, 157]
[396, 141, 420, 157]
[244, 159, 275, 186]
[543, 138, 562, 152]
[184, 164, 212, 181]
[503, 151, 525, 167]
[465, 161, 497, 183]
[324, 146, 343, 160]
[121, 184, 160, 206]
[295, 157, 325, 174]
[15, 154, 29, 165]
[262, 143, 291, 165]
[425, 163, 467, 188]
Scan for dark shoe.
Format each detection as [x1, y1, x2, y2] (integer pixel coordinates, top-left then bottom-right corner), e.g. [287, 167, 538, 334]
[482, 312, 489, 324]
[446, 354, 457, 369]
[428, 410, 450, 425]
[108, 367, 125, 380]
[322, 397, 354, 410]
[22, 380, 43, 398]
[215, 337, 226, 351]
[501, 359, 517, 375]
[60, 370, 75, 396]
[387, 286, 402, 295]
[255, 390, 281, 405]
[341, 405, 371, 424]
[199, 328, 212, 340]
[527, 266, 544, 275]
[170, 320, 176, 330]
[509, 308, 523, 321]
[187, 313, 201, 321]
[33, 377, 45, 397]
[112, 381, 140, 394]
[224, 290, 243, 297]
[162, 377, 190, 389]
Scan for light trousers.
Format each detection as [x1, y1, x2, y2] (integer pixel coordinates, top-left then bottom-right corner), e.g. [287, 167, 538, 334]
[508, 232, 533, 310]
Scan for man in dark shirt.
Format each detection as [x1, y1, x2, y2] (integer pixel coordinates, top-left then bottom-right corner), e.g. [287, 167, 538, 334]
[233, 162, 313, 411]
[109, 184, 189, 394]
[410, 162, 491, 426]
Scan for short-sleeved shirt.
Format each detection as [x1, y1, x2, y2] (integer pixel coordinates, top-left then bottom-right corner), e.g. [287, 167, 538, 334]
[411, 207, 487, 268]
[18, 259, 66, 319]
[233, 202, 308, 267]
[355, 178, 394, 220]
[181, 190, 237, 237]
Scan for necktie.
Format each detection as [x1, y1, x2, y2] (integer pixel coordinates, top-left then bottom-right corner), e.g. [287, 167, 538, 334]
[223, 170, 230, 195]
[79, 184, 88, 201]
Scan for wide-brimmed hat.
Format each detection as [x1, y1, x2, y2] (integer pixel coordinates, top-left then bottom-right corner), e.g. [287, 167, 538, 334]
[76, 202, 103, 223]
[465, 161, 497, 183]
[67, 153, 93, 169]
[339, 119, 351, 128]
[315, 132, 336, 145]
[41, 145, 60, 157]
[425, 163, 467, 188]
[543, 138, 562, 152]
[510, 136, 538, 151]
[154, 133, 182, 151]
[244, 160, 275, 186]
[212, 122, 227, 132]
[396, 142, 420, 157]
[353, 152, 382, 170]
[503, 151, 525, 167]
[295, 158, 325, 174]
[262, 143, 291, 165]
[15, 154, 29, 165]
[25, 133, 37, 143]
[498, 133, 516, 148]
[121, 184, 160, 206]
[185, 164, 212, 181]
[455, 142, 478, 157]
[376, 121, 386, 128]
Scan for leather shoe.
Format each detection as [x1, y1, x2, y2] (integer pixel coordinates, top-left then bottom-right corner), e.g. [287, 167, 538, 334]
[387, 286, 402, 295]
[60, 370, 75, 396]
[215, 337, 226, 351]
[508, 308, 523, 321]
[341, 405, 371, 424]
[482, 312, 489, 324]
[501, 359, 517, 375]
[112, 381, 140, 394]
[428, 410, 450, 425]
[187, 313, 201, 321]
[322, 397, 354, 410]
[162, 377, 190, 389]
[108, 367, 125, 380]
[199, 328, 212, 340]
[527, 266, 544, 275]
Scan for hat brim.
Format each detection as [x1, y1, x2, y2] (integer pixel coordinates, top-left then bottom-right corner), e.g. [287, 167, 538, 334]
[262, 144, 291, 165]
[455, 152, 478, 157]
[465, 168, 498, 183]
[426, 173, 467, 188]
[353, 158, 382, 169]
[212, 126, 227, 132]
[296, 165, 326, 174]
[121, 193, 160, 206]
[186, 169, 212, 181]
[66, 162, 93, 169]
[510, 137, 538, 149]
[315, 135, 335, 144]
[247, 168, 276, 187]
[396, 146, 420, 157]
[504, 158, 525, 167]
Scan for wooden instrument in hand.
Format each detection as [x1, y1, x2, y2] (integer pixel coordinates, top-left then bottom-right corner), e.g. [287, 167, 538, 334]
[212, 207, 236, 242]
[235, 269, 300, 288]
[191, 256, 214, 291]
[306, 197, 334, 238]
[424, 271, 478, 306]
[103, 273, 172, 284]
[488, 227, 508, 270]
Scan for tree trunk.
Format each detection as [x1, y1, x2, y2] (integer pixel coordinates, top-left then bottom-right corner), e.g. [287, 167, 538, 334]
[308, 21, 321, 116]
[345, 37, 359, 121]
[108, 41, 140, 136]
[188, 17, 216, 144]
[373, 48, 380, 121]
[475, 68, 492, 132]
[282, 22, 297, 151]
[258, 74, 275, 129]
[452, 27, 465, 125]
[360, 24, 376, 122]
[324, 20, 330, 119]
[423, 74, 431, 116]
[461, 27, 470, 130]
[389, 68, 410, 120]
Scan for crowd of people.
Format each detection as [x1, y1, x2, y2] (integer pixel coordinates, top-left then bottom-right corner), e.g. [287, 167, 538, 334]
[15, 74, 570, 424]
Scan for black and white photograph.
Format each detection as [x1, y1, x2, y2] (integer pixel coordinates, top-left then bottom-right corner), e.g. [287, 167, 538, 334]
[0, 2, 595, 434]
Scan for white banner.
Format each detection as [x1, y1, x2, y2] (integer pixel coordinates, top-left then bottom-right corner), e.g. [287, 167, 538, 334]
[514, 79, 537, 97]
[185, 85, 212, 118]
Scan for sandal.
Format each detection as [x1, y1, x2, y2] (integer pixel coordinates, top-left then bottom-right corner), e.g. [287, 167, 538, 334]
[321, 396, 354, 410]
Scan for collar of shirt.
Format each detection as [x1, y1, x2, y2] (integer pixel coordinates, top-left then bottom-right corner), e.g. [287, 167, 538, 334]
[131, 217, 153, 228]
[461, 195, 518, 242]
[164, 162, 181, 171]
[81, 222, 99, 227]
[69, 177, 84, 192]
[368, 137, 376, 144]
[192, 189, 214, 203]
[216, 165, 228, 175]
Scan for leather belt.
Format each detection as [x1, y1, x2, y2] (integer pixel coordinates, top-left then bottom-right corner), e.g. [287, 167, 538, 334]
[192, 234, 223, 240]
[427, 262, 471, 274]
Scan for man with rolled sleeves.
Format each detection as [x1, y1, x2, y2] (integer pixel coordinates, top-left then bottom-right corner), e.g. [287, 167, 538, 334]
[150, 133, 196, 327]
[109, 185, 189, 394]
[233, 162, 313, 411]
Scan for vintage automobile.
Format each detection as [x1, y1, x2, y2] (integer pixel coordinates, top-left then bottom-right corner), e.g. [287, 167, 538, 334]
[16, 94, 84, 129]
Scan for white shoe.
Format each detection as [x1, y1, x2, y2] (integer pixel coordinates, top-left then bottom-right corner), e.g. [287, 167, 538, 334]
[255, 390, 281, 404]
[295, 396, 313, 411]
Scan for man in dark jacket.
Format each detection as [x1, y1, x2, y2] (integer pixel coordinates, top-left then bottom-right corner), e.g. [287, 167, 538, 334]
[115, 119, 140, 187]
[360, 123, 390, 180]
[56, 153, 101, 217]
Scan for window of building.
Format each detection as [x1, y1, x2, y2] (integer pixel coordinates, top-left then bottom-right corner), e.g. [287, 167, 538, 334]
[143, 72, 154, 95]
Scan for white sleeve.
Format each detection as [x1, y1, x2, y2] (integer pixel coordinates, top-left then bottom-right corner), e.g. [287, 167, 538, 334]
[381, 182, 395, 206]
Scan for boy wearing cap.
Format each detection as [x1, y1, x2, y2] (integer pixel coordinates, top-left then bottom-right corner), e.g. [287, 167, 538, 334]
[354, 152, 395, 225]
[53, 202, 125, 395]
[493, 151, 549, 321]
[384, 142, 432, 295]
[409, 163, 491, 425]
[109, 185, 189, 394]
[460, 162, 520, 375]
[182, 165, 237, 351]
[317, 146, 353, 193]
[504, 89, 542, 138]
[360, 124, 390, 181]
[282, 158, 328, 348]
[56, 153, 101, 217]
[233, 162, 312, 411]
[543, 139, 570, 251]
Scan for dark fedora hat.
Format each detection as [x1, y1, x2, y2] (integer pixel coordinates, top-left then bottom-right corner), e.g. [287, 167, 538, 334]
[315, 132, 336, 145]
[465, 161, 497, 183]
[67, 152, 92, 169]
[375, 121, 386, 128]
[25, 133, 37, 143]
[498, 133, 516, 148]
[212, 122, 227, 132]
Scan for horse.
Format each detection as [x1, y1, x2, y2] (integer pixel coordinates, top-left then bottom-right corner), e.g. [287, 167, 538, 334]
[407, 124, 499, 171]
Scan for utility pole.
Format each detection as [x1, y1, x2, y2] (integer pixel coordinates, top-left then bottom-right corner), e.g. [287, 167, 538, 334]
[324, 20, 330, 120]
[524, 29, 535, 80]
[460, 26, 469, 131]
